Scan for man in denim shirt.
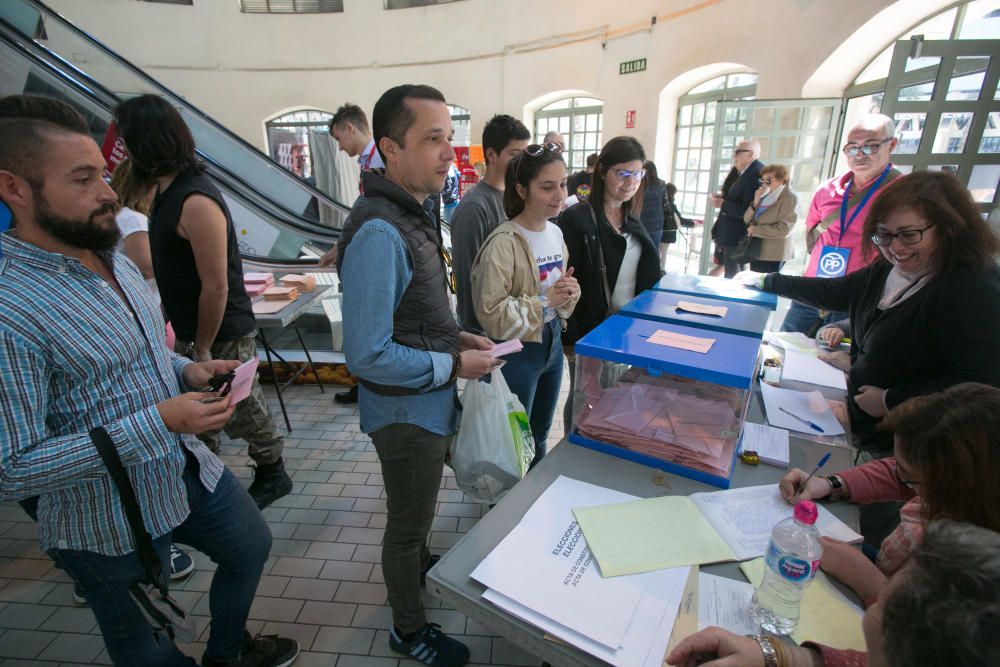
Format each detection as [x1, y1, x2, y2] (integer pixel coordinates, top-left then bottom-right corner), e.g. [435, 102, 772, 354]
[338, 84, 499, 667]
[0, 98, 298, 667]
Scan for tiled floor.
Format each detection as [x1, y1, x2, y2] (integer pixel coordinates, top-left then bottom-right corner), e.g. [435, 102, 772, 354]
[0, 370, 573, 666]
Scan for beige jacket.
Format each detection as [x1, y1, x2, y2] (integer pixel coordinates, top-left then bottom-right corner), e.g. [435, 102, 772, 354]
[743, 187, 798, 261]
[470, 221, 579, 343]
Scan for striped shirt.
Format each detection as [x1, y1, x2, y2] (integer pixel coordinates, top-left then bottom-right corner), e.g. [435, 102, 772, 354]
[0, 232, 224, 556]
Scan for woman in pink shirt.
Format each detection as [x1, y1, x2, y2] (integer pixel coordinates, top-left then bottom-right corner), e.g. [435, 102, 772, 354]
[779, 382, 1000, 607]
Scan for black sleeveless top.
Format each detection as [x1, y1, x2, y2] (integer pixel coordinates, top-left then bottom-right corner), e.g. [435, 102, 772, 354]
[149, 167, 254, 342]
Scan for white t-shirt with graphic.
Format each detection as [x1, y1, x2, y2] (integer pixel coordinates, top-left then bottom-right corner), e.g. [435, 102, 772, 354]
[514, 221, 564, 323]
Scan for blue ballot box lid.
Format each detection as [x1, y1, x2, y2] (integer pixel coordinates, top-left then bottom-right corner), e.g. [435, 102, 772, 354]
[620, 290, 771, 338]
[575, 315, 760, 389]
[651, 274, 778, 310]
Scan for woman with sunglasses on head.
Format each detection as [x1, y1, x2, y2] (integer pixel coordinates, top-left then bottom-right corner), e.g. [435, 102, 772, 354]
[470, 143, 580, 467]
[740, 171, 1000, 458]
[557, 136, 663, 432]
[777, 382, 1000, 608]
[742, 164, 798, 273]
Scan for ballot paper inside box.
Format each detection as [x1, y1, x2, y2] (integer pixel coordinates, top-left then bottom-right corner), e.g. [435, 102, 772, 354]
[568, 315, 761, 489]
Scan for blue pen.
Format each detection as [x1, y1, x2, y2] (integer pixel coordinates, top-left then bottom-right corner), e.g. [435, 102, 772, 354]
[796, 452, 831, 499]
[779, 406, 825, 433]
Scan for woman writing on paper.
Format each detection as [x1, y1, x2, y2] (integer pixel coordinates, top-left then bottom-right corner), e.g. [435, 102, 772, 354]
[557, 136, 663, 431]
[667, 521, 1000, 667]
[742, 164, 797, 273]
[739, 171, 1000, 457]
[471, 144, 580, 467]
[778, 383, 1000, 607]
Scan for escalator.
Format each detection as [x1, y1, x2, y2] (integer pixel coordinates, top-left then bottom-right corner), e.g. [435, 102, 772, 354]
[0, 0, 353, 272]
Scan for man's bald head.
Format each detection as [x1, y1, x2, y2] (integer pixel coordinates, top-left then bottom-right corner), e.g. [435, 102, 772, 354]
[844, 113, 898, 186]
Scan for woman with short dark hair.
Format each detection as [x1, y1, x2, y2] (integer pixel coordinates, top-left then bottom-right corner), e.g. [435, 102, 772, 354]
[743, 171, 1000, 456]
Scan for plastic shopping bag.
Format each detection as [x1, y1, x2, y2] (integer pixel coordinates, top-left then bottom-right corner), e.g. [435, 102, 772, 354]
[452, 369, 535, 503]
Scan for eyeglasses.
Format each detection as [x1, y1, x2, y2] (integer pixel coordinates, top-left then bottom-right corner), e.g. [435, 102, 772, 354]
[613, 168, 646, 181]
[893, 462, 920, 489]
[733, 149, 752, 155]
[842, 138, 892, 158]
[871, 223, 936, 247]
[524, 142, 563, 157]
[758, 177, 775, 185]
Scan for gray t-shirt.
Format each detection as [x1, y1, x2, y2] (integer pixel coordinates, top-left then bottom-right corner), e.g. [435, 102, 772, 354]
[450, 181, 505, 334]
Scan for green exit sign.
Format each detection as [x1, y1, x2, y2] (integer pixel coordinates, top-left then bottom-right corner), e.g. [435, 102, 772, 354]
[619, 58, 647, 75]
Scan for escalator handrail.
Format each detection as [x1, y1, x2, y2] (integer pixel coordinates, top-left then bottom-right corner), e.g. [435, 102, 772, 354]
[15, 0, 354, 217]
[0, 22, 341, 245]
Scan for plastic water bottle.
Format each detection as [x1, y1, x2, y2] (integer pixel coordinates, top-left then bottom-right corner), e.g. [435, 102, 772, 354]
[750, 500, 824, 635]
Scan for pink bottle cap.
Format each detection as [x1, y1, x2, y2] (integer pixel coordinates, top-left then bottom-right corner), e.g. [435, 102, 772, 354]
[794, 500, 819, 525]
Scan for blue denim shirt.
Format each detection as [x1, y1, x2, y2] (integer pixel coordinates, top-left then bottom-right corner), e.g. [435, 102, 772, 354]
[341, 218, 458, 436]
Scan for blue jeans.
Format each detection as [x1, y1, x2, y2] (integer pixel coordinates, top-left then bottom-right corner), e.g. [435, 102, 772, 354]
[500, 318, 564, 468]
[49, 461, 272, 666]
[780, 301, 849, 337]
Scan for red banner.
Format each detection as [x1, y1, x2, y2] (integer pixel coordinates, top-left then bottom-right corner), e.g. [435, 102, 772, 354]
[100, 120, 128, 176]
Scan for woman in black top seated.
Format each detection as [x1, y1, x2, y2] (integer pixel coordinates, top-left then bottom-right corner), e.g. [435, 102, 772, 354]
[746, 171, 1000, 456]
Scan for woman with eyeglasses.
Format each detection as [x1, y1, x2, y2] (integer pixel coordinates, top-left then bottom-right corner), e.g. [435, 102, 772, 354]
[777, 382, 1000, 608]
[742, 171, 1000, 456]
[742, 164, 798, 273]
[557, 136, 663, 432]
[470, 143, 580, 467]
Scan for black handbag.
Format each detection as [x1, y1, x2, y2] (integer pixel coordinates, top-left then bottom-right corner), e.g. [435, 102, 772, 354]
[89, 427, 197, 643]
[728, 235, 763, 263]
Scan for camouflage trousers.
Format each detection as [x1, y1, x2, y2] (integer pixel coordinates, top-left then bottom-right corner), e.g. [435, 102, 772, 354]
[175, 332, 284, 465]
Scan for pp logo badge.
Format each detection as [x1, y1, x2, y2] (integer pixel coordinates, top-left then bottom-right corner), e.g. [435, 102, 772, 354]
[817, 246, 850, 279]
[820, 253, 845, 275]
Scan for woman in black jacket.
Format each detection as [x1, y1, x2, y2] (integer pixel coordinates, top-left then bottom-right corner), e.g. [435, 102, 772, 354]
[749, 171, 1000, 456]
[558, 136, 663, 431]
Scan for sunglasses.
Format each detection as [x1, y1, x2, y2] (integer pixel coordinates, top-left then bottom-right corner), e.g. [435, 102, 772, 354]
[524, 142, 563, 157]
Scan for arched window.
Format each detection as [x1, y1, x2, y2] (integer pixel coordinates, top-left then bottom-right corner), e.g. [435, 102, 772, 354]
[534, 97, 603, 172]
[264, 109, 334, 181]
[672, 73, 758, 215]
[448, 104, 471, 146]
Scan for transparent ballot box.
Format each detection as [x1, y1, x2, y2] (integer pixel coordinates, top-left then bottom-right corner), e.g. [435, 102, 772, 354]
[651, 274, 778, 311]
[619, 290, 771, 339]
[568, 315, 761, 489]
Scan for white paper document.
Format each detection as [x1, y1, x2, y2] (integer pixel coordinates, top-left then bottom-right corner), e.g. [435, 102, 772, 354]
[739, 423, 790, 467]
[781, 348, 848, 390]
[485, 565, 690, 667]
[765, 331, 818, 356]
[690, 484, 863, 561]
[759, 382, 846, 436]
[471, 477, 643, 648]
[698, 573, 757, 635]
[471, 476, 690, 664]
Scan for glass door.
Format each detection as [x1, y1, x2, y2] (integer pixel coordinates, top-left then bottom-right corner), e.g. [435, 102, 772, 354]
[697, 99, 842, 274]
[880, 38, 1000, 215]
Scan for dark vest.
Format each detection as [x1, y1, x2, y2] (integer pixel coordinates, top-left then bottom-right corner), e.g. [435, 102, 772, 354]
[149, 167, 254, 342]
[338, 171, 460, 395]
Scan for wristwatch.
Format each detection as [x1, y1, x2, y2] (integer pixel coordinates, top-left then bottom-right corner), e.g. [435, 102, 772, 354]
[539, 294, 550, 308]
[823, 474, 844, 499]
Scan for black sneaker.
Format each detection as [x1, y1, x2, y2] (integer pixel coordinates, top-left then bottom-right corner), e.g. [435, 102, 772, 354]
[169, 544, 195, 579]
[202, 631, 299, 667]
[389, 623, 469, 667]
[333, 385, 358, 404]
[247, 458, 293, 510]
[420, 553, 441, 587]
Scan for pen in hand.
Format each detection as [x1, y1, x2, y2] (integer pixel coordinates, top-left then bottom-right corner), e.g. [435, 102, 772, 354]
[795, 452, 831, 501]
